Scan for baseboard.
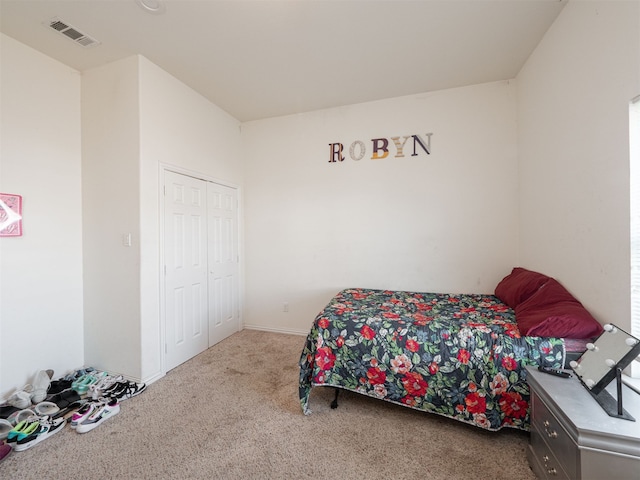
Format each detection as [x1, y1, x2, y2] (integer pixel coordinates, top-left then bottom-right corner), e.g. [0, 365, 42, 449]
[141, 371, 165, 387]
[242, 324, 308, 336]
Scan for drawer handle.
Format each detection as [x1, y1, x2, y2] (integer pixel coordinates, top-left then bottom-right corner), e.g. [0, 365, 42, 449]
[544, 423, 558, 438]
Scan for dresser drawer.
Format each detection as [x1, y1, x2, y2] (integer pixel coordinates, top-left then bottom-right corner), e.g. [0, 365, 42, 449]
[531, 392, 578, 479]
[529, 425, 570, 480]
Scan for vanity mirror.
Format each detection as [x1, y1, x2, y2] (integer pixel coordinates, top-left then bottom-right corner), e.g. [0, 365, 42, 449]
[570, 324, 640, 421]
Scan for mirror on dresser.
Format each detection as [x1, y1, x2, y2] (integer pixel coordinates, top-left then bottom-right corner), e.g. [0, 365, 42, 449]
[569, 324, 640, 421]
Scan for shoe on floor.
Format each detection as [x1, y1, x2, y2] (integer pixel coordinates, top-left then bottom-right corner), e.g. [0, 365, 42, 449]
[89, 374, 123, 400]
[0, 442, 11, 463]
[51, 399, 87, 421]
[31, 370, 52, 404]
[64, 367, 96, 382]
[48, 389, 80, 410]
[6, 418, 40, 444]
[0, 405, 20, 420]
[72, 374, 100, 395]
[76, 398, 120, 434]
[0, 419, 12, 440]
[109, 381, 147, 401]
[34, 402, 59, 417]
[13, 416, 65, 452]
[7, 409, 36, 426]
[7, 385, 33, 410]
[47, 379, 72, 396]
[70, 400, 102, 429]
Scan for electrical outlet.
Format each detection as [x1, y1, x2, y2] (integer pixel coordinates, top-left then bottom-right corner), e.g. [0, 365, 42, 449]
[283, 302, 289, 313]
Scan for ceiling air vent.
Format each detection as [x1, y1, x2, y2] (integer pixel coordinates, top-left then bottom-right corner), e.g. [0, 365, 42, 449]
[46, 17, 100, 48]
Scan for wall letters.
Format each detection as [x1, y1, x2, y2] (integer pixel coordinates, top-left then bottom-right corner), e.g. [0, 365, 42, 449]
[329, 133, 433, 163]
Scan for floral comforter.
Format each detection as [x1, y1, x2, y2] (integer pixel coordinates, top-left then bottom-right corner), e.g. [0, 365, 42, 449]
[298, 288, 565, 431]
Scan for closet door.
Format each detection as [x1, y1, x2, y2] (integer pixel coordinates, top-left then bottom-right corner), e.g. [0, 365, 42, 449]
[207, 182, 240, 345]
[164, 171, 209, 371]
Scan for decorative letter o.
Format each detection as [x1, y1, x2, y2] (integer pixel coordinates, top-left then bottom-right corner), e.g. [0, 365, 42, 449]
[349, 140, 366, 161]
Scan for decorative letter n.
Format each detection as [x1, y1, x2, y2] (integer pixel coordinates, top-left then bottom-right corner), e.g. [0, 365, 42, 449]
[411, 133, 433, 156]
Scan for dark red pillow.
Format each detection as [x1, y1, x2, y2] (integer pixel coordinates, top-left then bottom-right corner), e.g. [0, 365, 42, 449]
[515, 279, 603, 338]
[494, 267, 550, 308]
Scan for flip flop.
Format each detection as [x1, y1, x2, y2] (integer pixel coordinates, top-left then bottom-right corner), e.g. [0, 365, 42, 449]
[34, 401, 59, 416]
[48, 389, 80, 409]
[0, 405, 19, 420]
[52, 399, 87, 420]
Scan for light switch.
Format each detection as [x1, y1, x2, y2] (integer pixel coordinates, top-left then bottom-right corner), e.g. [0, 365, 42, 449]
[122, 233, 132, 247]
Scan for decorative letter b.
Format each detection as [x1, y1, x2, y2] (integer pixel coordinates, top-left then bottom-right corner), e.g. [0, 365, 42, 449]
[371, 138, 389, 160]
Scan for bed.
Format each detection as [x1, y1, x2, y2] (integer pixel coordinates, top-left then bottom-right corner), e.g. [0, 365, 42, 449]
[298, 268, 603, 431]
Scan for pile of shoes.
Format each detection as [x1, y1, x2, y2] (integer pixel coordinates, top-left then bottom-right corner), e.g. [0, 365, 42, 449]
[0, 367, 147, 452]
[68, 372, 146, 435]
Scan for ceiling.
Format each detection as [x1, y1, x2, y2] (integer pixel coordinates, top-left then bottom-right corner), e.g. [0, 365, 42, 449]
[0, 0, 567, 122]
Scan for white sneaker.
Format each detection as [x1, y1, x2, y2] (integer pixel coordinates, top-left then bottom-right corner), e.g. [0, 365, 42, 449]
[31, 370, 52, 404]
[89, 374, 123, 400]
[75, 398, 120, 434]
[70, 400, 102, 429]
[7, 385, 33, 409]
[13, 416, 65, 452]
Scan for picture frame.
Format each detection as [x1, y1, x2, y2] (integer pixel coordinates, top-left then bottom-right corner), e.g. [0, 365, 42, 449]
[0, 193, 23, 237]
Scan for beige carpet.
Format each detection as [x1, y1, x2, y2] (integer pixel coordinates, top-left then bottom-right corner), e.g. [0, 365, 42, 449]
[1, 330, 536, 479]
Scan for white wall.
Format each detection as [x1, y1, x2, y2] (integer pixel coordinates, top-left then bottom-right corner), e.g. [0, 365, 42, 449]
[82, 56, 142, 379]
[139, 56, 243, 185]
[242, 81, 520, 334]
[517, 0, 640, 332]
[0, 33, 84, 398]
[138, 56, 243, 381]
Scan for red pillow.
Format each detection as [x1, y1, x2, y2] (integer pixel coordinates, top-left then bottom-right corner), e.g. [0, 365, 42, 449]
[494, 267, 550, 308]
[515, 279, 603, 338]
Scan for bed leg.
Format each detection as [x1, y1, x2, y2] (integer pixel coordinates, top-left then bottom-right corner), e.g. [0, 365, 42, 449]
[330, 388, 340, 409]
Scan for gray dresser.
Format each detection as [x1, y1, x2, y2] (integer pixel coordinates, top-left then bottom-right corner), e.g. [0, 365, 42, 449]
[526, 366, 640, 480]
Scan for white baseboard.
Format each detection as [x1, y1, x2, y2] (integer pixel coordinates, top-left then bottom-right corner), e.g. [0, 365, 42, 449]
[141, 371, 165, 387]
[242, 324, 308, 336]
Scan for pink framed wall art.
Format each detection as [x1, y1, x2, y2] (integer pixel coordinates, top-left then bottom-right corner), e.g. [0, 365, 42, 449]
[0, 193, 23, 237]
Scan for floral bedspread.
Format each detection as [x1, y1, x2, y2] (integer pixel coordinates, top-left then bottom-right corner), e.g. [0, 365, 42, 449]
[298, 288, 565, 431]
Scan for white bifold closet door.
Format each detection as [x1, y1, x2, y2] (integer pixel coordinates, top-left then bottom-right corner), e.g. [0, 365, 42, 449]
[207, 181, 240, 346]
[164, 171, 239, 372]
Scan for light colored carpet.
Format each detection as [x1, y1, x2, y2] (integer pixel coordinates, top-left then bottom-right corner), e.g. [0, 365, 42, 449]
[1, 330, 536, 479]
